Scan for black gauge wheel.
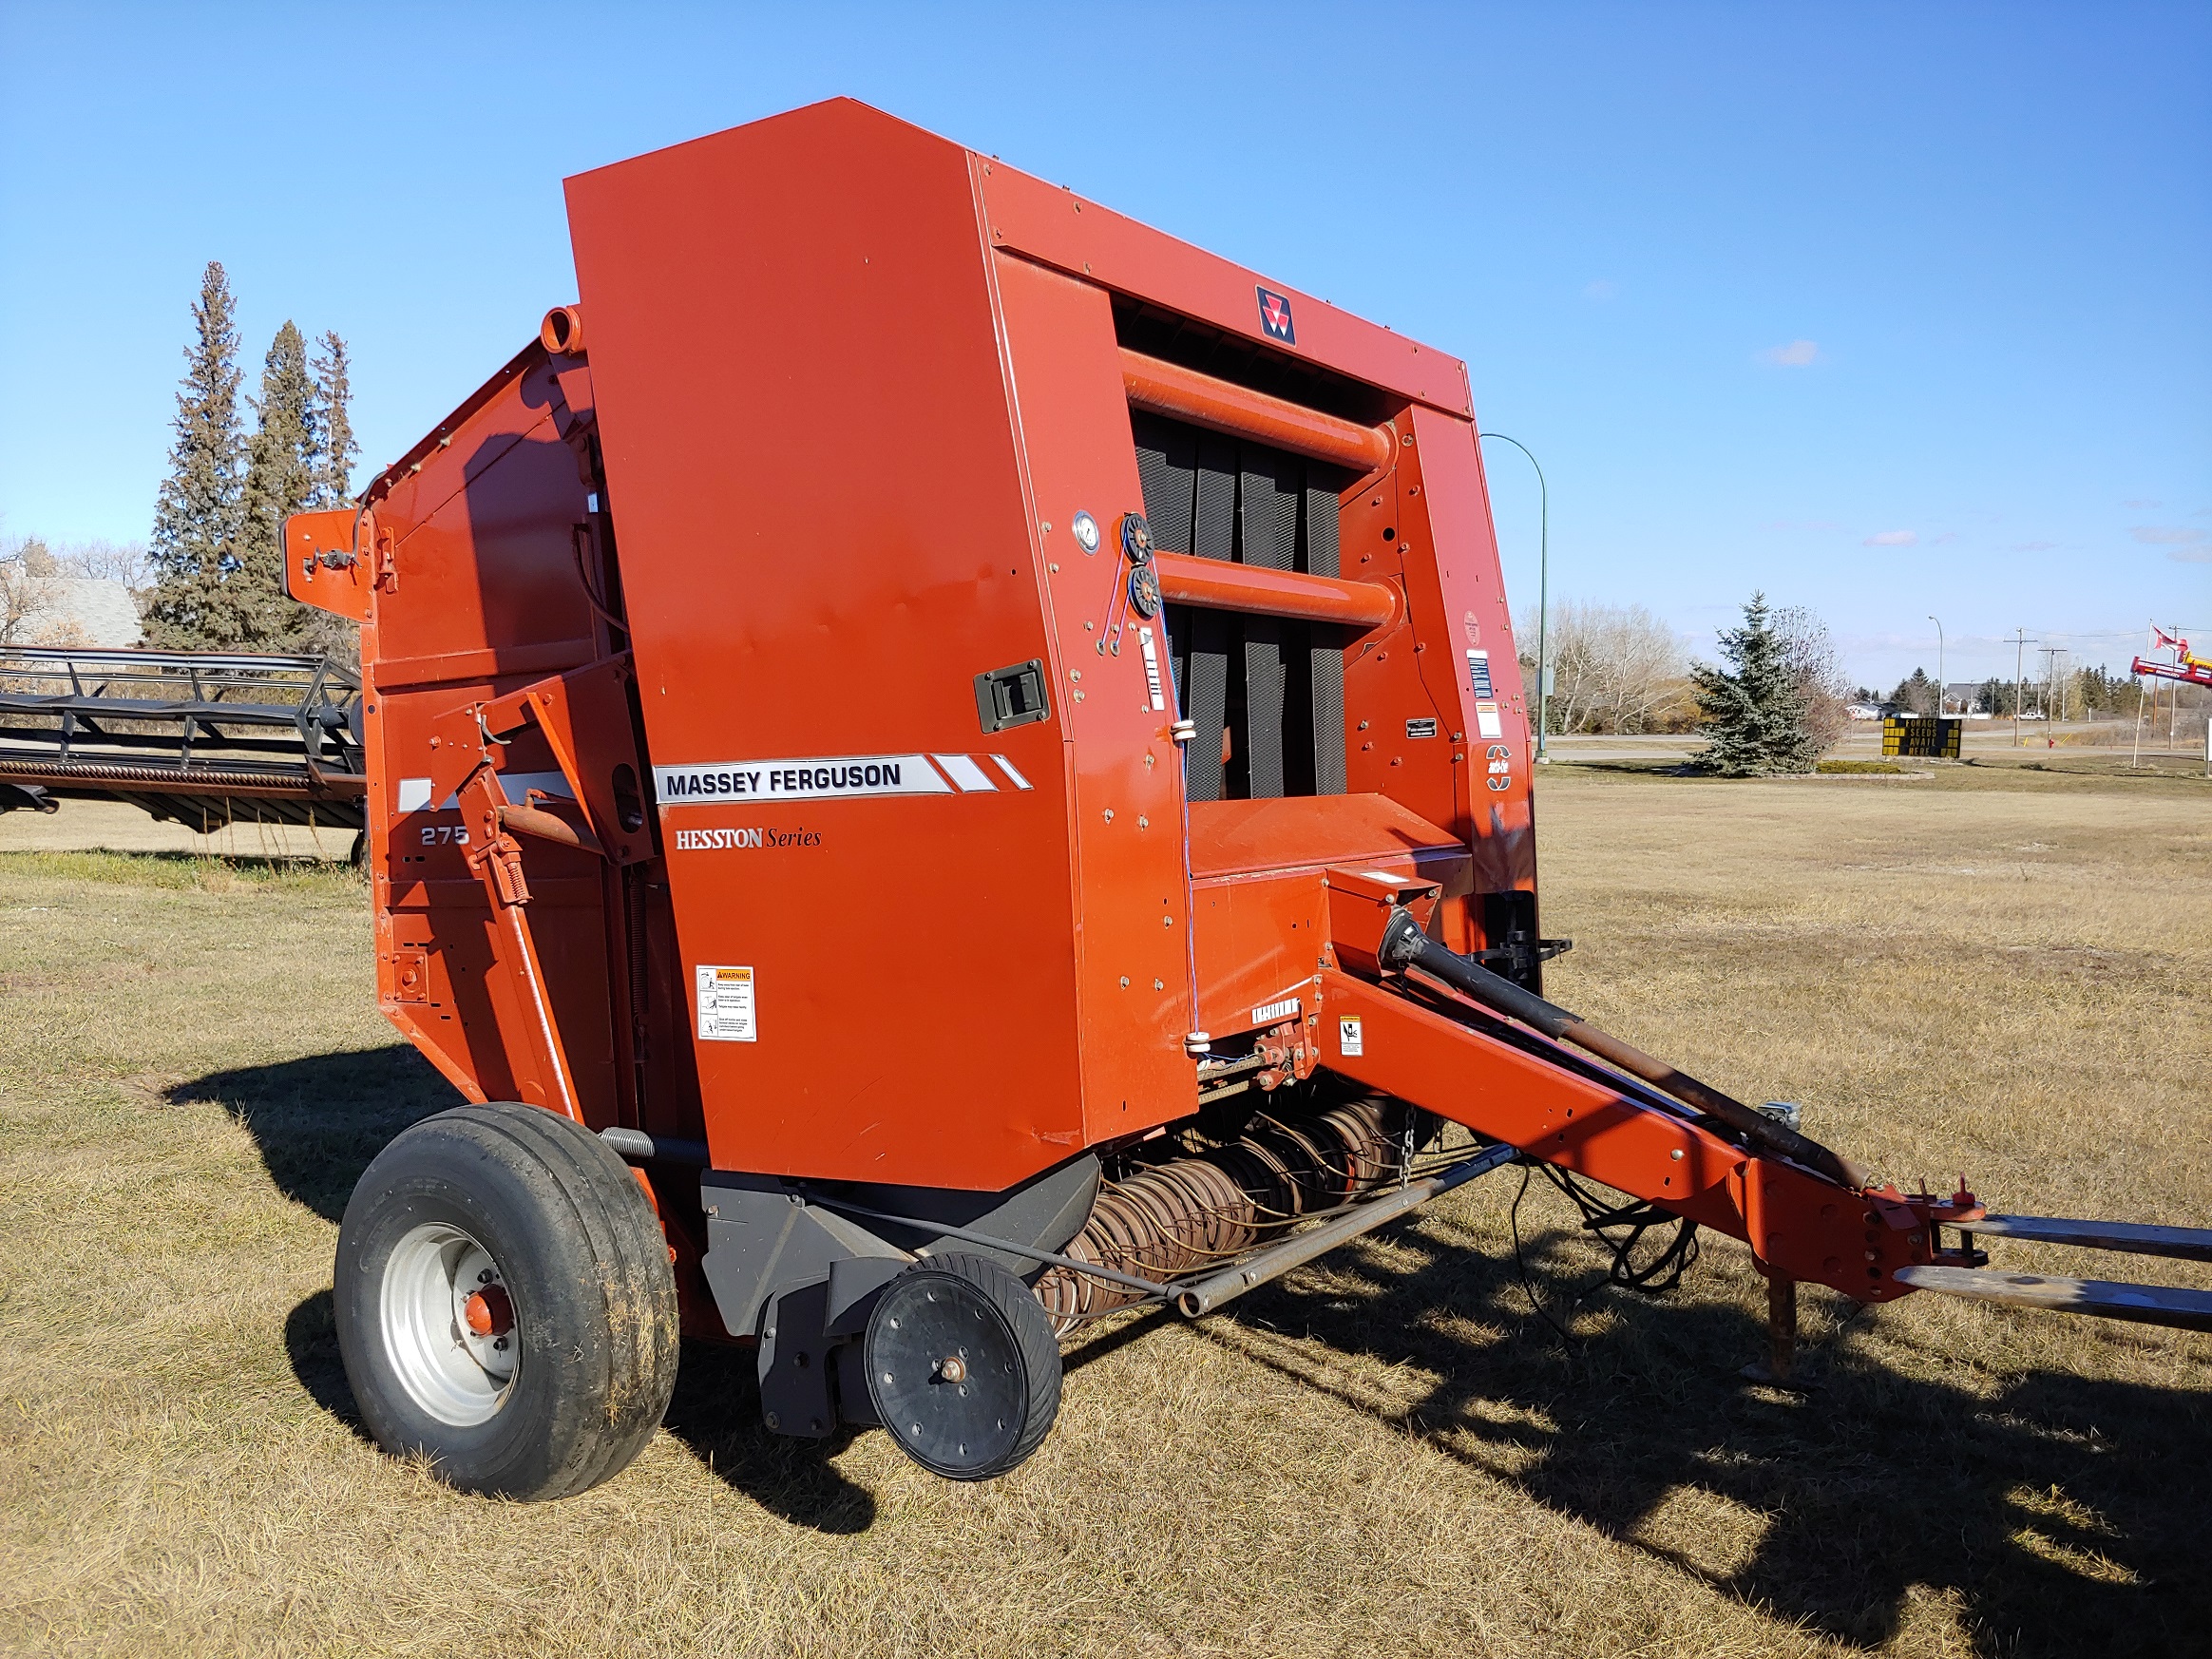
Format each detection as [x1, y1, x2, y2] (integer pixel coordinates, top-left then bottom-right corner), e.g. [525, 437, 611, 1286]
[863, 1253, 1061, 1480]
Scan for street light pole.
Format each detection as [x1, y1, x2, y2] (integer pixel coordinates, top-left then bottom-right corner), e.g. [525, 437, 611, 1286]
[1479, 432, 1548, 761]
[1928, 616, 1944, 717]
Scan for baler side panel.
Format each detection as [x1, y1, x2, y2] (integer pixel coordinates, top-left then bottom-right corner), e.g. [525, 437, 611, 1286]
[986, 250, 1197, 1143]
[1408, 406, 1535, 898]
[363, 364, 620, 1123]
[564, 100, 1088, 1189]
[1333, 410, 1535, 954]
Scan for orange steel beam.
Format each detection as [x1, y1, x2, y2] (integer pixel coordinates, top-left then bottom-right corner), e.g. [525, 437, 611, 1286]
[1120, 349, 1395, 475]
[1311, 967, 1975, 1302]
[1153, 551, 1399, 631]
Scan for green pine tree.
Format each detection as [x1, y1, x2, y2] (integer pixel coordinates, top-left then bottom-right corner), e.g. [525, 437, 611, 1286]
[1691, 592, 1821, 775]
[231, 320, 318, 648]
[307, 330, 357, 507]
[144, 262, 246, 647]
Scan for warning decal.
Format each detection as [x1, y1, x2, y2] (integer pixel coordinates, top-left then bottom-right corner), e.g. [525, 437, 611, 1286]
[696, 964, 756, 1042]
[1466, 649, 1496, 700]
[1338, 1017, 1363, 1058]
[1475, 701, 1504, 739]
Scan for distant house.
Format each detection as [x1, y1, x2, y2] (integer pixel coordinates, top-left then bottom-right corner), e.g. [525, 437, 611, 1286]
[1845, 702, 1886, 720]
[5, 578, 143, 648]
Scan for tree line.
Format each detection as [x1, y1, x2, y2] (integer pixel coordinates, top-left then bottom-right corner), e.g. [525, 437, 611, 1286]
[143, 260, 357, 656]
[1861, 664, 2155, 720]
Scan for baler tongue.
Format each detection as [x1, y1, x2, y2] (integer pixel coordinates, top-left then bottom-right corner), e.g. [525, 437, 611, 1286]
[1311, 874, 2212, 1345]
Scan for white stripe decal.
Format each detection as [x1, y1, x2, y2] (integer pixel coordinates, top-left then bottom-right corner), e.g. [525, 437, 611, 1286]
[990, 753, 1033, 791]
[655, 755, 952, 804]
[396, 771, 572, 813]
[931, 753, 1000, 792]
[1137, 625, 1166, 712]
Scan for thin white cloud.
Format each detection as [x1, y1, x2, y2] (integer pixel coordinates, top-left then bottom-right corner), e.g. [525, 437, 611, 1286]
[2131, 525, 2209, 545]
[1864, 529, 1917, 546]
[1931, 531, 1960, 544]
[1583, 279, 1617, 301]
[1759, 339, 1821, 367]
[2171, 546, 2212, 563]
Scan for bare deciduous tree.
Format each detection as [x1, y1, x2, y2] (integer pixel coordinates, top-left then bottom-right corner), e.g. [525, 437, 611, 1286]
[1772, 603, 1850, 754]
[0, 550, 45, 645]
[53, 539, 154, 589]
[1516, 601, 1693, 734]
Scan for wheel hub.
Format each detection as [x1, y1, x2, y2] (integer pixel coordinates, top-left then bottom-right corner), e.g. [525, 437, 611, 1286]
[867, 1277, 1027, 1477]
[381, 1222, 518, 1427]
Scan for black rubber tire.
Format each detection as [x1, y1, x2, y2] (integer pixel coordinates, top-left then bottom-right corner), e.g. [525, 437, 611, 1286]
[864, 1252, 1061, 1480]
[333, 1102, 679, 1500]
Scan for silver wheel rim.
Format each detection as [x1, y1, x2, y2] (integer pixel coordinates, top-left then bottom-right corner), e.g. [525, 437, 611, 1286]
[380, 1222, 518, 1427]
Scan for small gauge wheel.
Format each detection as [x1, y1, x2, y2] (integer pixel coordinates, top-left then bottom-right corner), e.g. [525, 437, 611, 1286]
[1128, 563, 1162, 620]
[1119, 512, 1154, 564]
[864, 1253, 1061, 1480]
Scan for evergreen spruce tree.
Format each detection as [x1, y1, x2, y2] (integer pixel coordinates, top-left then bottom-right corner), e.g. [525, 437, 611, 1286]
[232, 320, 316, 647]
[306, 330, 357, 507]
[144, 262, 246, 647]
[1691, 592, 1821, 775]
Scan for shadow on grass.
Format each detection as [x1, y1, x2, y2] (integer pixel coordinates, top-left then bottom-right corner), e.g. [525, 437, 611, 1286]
[172, 1043, 461, 1222]
[1178, 1197, 2212, 1659]
[183, 1044, 2210, 1636]
[283, 1288, 373, 1447]
[185, 1044, 875, 1531]
[660, 1343, 878, 1534]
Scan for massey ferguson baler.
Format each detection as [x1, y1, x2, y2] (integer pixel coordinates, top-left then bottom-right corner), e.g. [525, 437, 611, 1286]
[284, 100, 2211, 1499]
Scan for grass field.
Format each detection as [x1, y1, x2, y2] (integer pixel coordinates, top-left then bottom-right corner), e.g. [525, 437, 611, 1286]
[2, 758, 2207, 1657]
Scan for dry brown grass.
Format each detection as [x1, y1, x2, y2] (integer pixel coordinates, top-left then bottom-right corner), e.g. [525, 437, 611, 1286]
[1, 761, 2206, 1658]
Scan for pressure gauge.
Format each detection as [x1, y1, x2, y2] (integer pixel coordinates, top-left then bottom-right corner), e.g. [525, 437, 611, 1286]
[1071, 510, 1101, 554]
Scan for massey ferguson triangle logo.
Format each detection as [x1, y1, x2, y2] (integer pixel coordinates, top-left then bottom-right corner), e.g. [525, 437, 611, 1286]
[1256, 285, 1296, 345]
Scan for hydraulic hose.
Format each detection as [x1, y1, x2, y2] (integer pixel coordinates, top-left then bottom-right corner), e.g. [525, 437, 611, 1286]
[1376, 908, 1873, 1192]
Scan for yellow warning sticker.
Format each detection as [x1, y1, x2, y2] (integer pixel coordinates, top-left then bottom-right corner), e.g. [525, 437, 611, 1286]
[696, 964, 756, 1042]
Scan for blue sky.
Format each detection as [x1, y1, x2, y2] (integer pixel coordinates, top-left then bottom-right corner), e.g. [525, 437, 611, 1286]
[2, 2, 2205, 687]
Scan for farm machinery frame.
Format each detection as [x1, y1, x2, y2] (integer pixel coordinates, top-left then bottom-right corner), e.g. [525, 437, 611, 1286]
[277, 100, 2208, 1498]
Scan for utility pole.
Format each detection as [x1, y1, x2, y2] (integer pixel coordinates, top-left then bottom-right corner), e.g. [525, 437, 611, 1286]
[2039, 647, 2061, 730]
[2012, 628, 2037, 749]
